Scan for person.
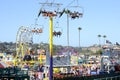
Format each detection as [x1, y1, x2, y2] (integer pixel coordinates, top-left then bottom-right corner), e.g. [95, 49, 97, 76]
[23, 54, 32, 61]
[24, 63, 30, 70]
[87, 66, 91, 76]
[37, 64, 44, 80]
[44, 67, 49, 78]
[109, 66, 115, 73]
[96, 67, 100, 74]
[37, 64, 44, 72]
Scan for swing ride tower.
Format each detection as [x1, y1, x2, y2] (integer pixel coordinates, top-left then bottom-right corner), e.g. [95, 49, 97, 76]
[37, 0, 83, 79]
[60, 0, 84, 72]
[38, 2, 64, 80]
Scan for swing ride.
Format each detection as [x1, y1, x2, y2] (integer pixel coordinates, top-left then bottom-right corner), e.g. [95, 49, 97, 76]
[67, 10, 83, 19]
[37, 1, 66, 79]
[13, 0, 83, 80]
[0, 0, 86, 80]
[61, 0, 84, 19]
[53, 21, 63, 37]
[38, 9, 57, 17]
[31, 27, 43, 33]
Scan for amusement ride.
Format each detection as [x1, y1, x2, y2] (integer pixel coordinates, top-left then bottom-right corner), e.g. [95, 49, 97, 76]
[2, 0, 120, 80]
[14, 0, 84, 80]
[53, 21, 63, 37]
[15, 22, 44, 67]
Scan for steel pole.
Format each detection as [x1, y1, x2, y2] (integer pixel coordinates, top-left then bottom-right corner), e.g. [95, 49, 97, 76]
[49, 16, 53, 80]
[79, 30, 80, 48]
[67, 14, 69, 47]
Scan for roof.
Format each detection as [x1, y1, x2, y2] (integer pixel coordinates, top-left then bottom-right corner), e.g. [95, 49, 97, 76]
[0, 63, 5, 68]
[45, 52, 73, 67]
[0, 61, 8, 68]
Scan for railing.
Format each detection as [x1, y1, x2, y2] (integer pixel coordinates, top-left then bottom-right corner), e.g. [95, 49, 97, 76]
[94, 75, 120, 80]
[53, 72, 120, 80]
[0, 67, 30, 80]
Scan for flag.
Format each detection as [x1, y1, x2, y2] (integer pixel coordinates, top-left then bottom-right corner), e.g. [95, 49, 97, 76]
[116, 42, 120, 46]
[106, 40, 112, 44]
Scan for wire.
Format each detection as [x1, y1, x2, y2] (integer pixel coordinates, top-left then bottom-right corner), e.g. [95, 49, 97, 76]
[65, 0, 75, 9]
[39, 0, 49, 9]
[52, 0, 55, 3]
[76, 0, 79, 6]
[65, 0, 82, 9]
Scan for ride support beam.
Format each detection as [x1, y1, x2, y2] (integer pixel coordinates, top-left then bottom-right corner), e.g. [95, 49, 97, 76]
[49, 16, 53, 80]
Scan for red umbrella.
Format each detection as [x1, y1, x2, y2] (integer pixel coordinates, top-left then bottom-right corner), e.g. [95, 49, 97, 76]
[0, 63, 5, 68]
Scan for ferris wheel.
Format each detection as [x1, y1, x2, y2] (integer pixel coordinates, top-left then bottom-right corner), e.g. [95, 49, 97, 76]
[16, 26, 33, 59]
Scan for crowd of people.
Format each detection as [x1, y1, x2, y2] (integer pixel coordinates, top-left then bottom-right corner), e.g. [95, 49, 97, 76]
[26, 62, 118, 80]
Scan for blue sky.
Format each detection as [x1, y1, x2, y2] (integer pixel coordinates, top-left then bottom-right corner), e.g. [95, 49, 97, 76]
[0, 0, 120, 47]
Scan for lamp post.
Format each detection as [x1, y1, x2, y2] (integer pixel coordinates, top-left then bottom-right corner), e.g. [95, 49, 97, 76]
[78, 27, 82, 50]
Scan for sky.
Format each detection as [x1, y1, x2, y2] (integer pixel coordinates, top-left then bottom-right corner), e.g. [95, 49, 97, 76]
[0, 0, 120, 47]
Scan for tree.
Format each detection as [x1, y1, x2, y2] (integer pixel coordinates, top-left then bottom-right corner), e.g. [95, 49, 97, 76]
[103, 35, 107, 45]
[0, 43, 6, 52]
[96, 49, 103, 56]
[98, 34, 101, 47]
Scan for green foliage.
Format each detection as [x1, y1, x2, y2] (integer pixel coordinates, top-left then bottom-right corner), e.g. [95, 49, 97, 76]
[96, 49, 103, 55]
[0, 42, 102, 56]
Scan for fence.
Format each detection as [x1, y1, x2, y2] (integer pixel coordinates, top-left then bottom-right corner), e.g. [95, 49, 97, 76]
[94, 75, 120, 80]
[54, 72, 120, 80]
[0, 67, 30, 80]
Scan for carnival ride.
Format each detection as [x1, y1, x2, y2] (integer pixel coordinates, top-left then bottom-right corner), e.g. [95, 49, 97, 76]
[37, 1, 66, 79]
[13, 0, 83, 79]
[15, 25, 45, 67]
[16, 26, 33, 60]
[14, 4, 64, 67]
[53, 21, 63, 37]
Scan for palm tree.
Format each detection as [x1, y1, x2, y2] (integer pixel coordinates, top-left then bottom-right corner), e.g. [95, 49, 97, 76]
[78, 27, 82, 49]
[98, 34, 101, 47]
[103, 35, 107, 45]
